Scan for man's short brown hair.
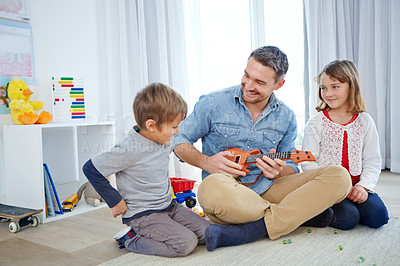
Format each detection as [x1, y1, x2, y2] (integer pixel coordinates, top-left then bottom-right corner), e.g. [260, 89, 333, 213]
[133, 82, 187, 129]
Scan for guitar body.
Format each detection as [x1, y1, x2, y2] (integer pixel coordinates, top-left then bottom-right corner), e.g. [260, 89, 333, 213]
[226, 147, 316, 173]
[227, 147, 260, 173]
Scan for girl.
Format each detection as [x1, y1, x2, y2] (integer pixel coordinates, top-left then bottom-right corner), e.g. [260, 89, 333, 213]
[301, 60, 389, 230]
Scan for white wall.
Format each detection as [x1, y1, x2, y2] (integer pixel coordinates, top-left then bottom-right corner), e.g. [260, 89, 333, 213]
[0, 0, 102, 202]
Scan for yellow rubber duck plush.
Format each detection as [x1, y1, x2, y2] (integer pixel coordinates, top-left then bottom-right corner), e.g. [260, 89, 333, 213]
[7, 78, 53, 125]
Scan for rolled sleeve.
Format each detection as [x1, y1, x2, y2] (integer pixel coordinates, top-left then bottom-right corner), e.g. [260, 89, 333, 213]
[174, 94, 211, 149]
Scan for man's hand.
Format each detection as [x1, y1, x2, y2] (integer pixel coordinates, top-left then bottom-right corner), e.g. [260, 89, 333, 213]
[203, 150, 247, 177]
[347, 185, 368, 204]
[111, 199, 128, 218]
[175, 143, 246, 177]
[255, 149, 287, 179]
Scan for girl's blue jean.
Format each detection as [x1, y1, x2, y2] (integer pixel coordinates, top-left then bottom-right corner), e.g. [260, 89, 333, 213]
[330, 193, 389, 230]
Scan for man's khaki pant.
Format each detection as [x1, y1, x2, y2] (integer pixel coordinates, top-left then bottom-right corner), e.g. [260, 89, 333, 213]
[198, 166, 351, 240]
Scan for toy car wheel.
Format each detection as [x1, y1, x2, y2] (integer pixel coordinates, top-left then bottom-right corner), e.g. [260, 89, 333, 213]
[185, 196, 197, 208]
[9, 221, 20, 233]
[30, 216, 40, 227]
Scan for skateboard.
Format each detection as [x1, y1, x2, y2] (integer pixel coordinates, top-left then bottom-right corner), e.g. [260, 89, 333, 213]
[0, 203, 42, 233]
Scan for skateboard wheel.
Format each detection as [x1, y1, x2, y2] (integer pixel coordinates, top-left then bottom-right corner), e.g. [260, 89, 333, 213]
[9, 221, 20, 233]
[30, 216, 40, 227]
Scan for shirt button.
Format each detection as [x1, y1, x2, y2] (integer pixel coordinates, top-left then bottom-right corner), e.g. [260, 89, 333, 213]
[273, 141, 276, 144]
[247, 146, 250, 149]
[224, 135, 228, 138]
[251, 130, 254, 133]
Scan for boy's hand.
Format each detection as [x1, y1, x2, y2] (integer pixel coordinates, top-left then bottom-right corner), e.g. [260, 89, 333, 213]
[111, 199, 128, 218]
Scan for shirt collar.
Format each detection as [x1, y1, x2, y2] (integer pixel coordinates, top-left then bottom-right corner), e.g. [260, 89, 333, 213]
[234, 85, 280, 111]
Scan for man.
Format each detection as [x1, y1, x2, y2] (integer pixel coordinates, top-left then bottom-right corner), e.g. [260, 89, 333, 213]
[174, 46, 351, 251]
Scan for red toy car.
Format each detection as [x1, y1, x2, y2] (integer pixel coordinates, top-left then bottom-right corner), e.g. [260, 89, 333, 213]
[170, 177, 197, 208]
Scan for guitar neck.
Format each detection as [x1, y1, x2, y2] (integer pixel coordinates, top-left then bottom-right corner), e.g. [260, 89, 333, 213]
[246, 152, 292, 163]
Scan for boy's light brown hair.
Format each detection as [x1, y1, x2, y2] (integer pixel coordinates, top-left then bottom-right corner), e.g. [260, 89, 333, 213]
[133, 82, 187, 129]
[316, 60, 366, 113]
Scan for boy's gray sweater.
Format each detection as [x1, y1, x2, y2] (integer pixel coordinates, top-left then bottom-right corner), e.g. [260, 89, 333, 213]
[92, 126, 173, 219]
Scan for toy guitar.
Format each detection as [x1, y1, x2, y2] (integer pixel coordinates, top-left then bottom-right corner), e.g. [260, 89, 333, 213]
[227, 147, 316, 173]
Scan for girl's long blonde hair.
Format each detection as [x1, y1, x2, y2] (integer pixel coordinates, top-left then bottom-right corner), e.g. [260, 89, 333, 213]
[316, 60, 365, 113]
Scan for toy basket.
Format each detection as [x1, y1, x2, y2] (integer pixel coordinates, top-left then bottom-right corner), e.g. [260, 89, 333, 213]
[170, 177, 196, 193]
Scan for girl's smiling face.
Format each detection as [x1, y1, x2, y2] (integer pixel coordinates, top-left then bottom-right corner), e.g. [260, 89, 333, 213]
[320, 72, 350, 112]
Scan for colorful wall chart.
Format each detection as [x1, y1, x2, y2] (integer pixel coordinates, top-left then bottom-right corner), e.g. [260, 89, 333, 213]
[0, 20, 34, 83]
[0, 18, 34, 114]
[51, 77, 86, 123]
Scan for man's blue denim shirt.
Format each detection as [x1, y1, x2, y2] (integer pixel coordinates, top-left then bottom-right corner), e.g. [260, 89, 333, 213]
[174, 85, 299, 195]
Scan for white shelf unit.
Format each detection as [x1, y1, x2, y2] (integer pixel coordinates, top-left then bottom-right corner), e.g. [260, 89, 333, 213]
[3, 122, 115, 223]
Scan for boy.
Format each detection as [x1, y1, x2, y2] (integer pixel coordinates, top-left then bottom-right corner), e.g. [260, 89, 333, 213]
[83, 83, 210, 257]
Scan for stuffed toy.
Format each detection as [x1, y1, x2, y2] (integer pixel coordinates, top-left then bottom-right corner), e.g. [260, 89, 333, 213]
[76, 181, 105, 207]
[7, 78, 53, 125]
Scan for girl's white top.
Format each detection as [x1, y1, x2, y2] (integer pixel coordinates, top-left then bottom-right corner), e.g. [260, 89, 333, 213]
[301, 112, 381, 192]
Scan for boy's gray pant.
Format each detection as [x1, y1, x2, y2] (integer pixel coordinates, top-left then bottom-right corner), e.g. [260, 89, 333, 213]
[126, 202, 210, 257]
